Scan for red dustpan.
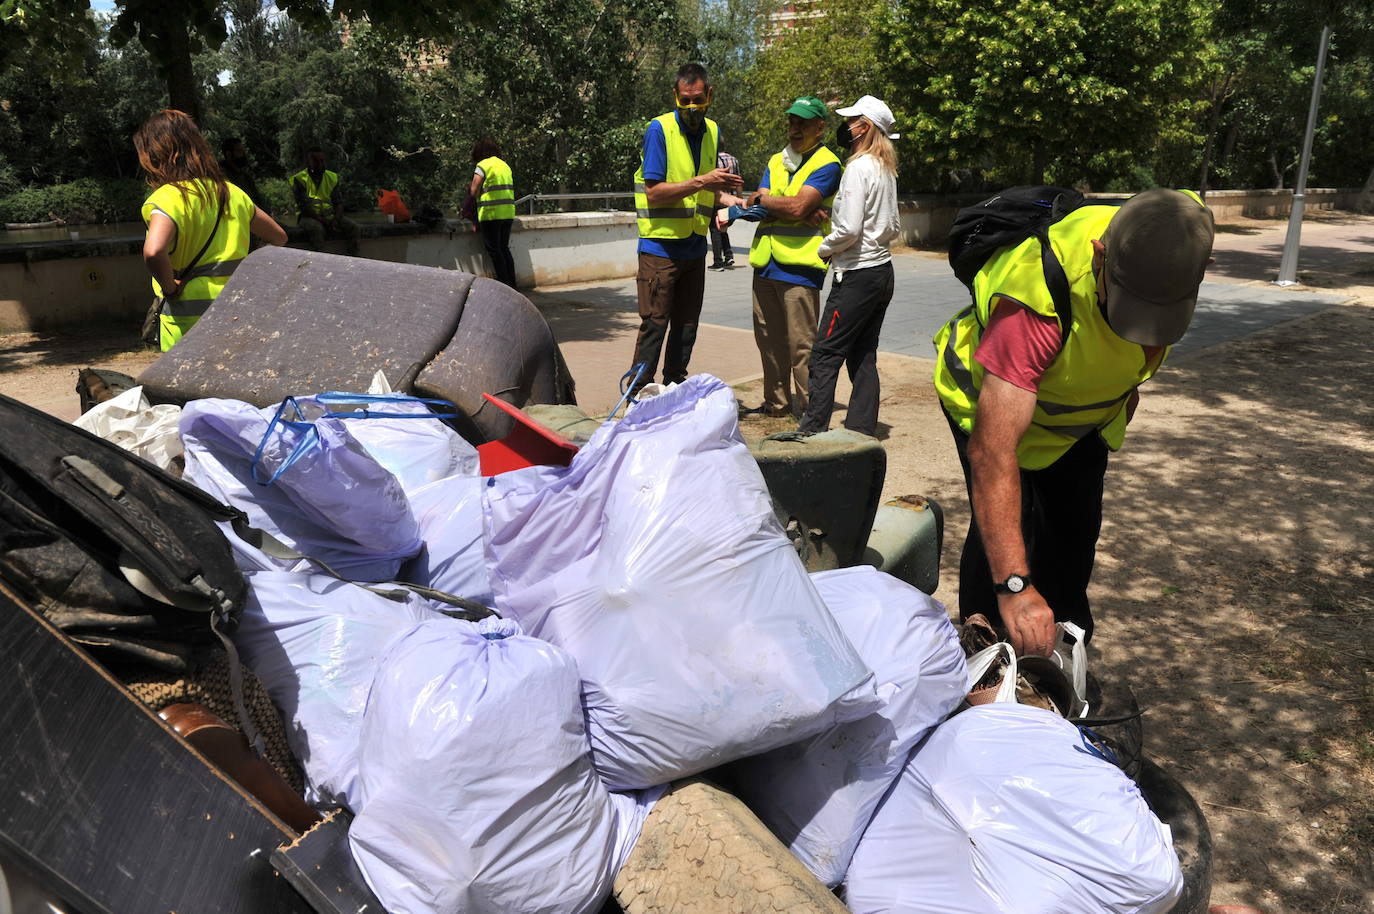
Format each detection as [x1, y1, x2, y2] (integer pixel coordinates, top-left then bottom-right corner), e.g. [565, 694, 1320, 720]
[476, 394, 579, 475]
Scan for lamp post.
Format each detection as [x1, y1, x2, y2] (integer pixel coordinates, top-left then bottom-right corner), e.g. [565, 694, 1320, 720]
[1275, 24, 1332, 286]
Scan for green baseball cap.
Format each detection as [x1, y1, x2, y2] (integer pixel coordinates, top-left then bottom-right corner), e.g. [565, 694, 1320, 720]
[785, 95, 828, 120]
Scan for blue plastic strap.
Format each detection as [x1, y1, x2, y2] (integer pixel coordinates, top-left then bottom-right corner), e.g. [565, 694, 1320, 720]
[1073, 725, 1120, 766]
[250, 392, 464, 485]
[610, 363, 650, 419]
[250, 396, 320, 486]
[313, 391, 460, 421]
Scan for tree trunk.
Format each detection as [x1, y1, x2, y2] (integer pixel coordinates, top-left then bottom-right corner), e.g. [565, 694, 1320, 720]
[1030, 140, 1046, 186]
[163, 18, 202, 123]
[1197, 73, 1234, 199]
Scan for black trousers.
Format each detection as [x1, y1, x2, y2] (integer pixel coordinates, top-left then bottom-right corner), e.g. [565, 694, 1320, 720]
[945, 409, 1108, 640]
[710, 225, 733, 266]
[479, 218, 517, 287]
[798, 261, 894, 436]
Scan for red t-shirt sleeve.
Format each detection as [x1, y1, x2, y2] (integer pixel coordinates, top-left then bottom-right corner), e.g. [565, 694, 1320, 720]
[974, 297, 1063, 391]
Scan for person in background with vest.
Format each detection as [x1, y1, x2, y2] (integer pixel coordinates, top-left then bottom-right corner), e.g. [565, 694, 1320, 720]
[933, 187, 1215, 658]
[292, 147, 360, 256]
[466, 138, 517, 287]
[135, 109, 287, 351]
[741, 95, 842, 419]
[769, 95, 902, 438]
[629, 62, 744, 392]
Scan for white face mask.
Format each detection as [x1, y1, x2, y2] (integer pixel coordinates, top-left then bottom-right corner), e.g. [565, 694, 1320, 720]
[781, 145, 807, 172]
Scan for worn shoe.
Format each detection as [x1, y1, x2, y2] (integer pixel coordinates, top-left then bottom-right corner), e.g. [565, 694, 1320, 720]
[708, 262, 726, 272]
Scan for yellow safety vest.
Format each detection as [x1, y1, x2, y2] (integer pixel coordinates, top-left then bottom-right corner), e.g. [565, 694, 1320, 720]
[141, 179, 254, 351]
[634, 113, 719, 241]
[292, 168, 339, 220]
[476, 156, 516, 221]
[933, 204, 1176, 470]
[748, 146, 841, 272]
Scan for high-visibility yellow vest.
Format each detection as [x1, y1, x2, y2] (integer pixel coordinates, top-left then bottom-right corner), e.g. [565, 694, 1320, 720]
[933, 204, 1172, 470]
[141, 179, 254, 351]
[292, 168, 339, 220]
[748, 146, 841, 271]
[634, 113, 718, 241]
[476, 156, 516, 221]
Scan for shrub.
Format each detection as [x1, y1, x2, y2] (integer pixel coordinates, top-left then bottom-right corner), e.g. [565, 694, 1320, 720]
[0, 178, 147, 224]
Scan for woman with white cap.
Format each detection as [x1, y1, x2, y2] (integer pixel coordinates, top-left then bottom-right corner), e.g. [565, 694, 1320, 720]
[784, 94, 902, 439]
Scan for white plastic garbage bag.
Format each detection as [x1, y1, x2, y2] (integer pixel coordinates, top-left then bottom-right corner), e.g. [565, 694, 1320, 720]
[397, 473, 491, 604]
[73, 385, 183, 469]
[730, 567, 967, 886]
[483, 375, 878, 790]
[292, 392, 480, 494]
[349, 616, 632, 914]
[844, 703, 1183, 914]
[180, 397, 421, 581]
[232, 571, 439, 809]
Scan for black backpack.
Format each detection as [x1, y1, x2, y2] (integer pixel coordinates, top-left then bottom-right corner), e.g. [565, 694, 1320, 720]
[947, 185, 1085, 344]
[0, 392, 250, 669]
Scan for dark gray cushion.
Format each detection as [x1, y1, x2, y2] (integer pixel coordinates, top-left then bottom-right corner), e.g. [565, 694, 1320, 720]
[138, 246, 474, 407]
[414, 277, 573, 441]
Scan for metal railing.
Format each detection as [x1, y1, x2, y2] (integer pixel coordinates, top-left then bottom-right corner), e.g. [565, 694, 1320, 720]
[512, 191, 635, 215]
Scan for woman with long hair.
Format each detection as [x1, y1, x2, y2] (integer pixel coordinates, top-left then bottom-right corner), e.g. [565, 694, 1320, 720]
[464, 137, 518, 287]
[788, 95, 902, 439]
[135, 109, 286, 351]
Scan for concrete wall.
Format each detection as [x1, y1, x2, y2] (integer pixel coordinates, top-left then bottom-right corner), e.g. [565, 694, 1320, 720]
[0, 188, 1362, 333]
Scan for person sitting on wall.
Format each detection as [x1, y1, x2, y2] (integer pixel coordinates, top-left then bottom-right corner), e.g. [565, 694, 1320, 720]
[291, 147, 361, 256]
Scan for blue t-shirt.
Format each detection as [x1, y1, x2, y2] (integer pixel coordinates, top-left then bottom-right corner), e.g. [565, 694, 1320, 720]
[638, 112, 713, 261]
[755, 148, 841, 289]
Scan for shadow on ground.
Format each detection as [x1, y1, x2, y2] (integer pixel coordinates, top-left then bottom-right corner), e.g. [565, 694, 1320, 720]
[1210, 240, 1374, 289]
[526, 284, 640, 345]
[0, 324, 145, 375]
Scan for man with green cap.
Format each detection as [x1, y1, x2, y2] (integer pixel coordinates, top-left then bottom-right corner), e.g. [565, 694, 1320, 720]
[738, 95, 842, 418]
[933, 187, 1215, 658]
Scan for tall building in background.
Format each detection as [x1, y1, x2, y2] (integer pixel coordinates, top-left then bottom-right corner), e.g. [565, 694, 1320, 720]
[763, 0, 826, 47]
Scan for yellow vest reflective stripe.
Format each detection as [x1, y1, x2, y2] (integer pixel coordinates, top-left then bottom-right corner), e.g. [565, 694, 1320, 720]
[933, 204, 1172, 470]
[292, 168, 339, 219]
[141, 179, 255, 350]
[634, 113, 718, 240]
[476, 156, 516, 221]
[748, 147, 840, 271]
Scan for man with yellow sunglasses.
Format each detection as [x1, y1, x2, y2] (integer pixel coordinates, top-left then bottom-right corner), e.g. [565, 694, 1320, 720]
[629, 63, 744, 392]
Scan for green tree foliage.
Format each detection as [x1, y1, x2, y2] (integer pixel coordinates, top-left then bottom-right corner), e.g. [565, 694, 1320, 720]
[881, 0, 1211, 190]
[746, 0, 889, 184]
[398, 0, 690, 207]
[1202, 0, 1374, 190]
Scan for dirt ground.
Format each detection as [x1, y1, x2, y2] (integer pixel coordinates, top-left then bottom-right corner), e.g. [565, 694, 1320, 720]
[2, 213, 1371, 913]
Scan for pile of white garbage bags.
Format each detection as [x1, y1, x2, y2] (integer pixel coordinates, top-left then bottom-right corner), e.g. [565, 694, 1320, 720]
[483, 376, 880, 789]
[74, 376, 1184, 913]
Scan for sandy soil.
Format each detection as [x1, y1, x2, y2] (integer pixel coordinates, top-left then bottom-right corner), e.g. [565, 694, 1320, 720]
[734, 262, 1374, 913]
[2, 214, 1370, 914]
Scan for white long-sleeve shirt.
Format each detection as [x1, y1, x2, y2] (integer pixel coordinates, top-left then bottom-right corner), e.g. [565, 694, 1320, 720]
[816, 153, 900, 273]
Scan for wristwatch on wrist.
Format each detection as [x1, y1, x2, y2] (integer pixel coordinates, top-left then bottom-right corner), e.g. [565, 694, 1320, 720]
[993, 573, 1032, 595]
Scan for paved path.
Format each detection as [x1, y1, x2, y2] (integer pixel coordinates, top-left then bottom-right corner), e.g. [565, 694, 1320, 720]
[531, 216, 1369, 414]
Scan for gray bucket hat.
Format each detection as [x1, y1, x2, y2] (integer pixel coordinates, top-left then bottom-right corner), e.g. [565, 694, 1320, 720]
[1101, 188, 1215, 346]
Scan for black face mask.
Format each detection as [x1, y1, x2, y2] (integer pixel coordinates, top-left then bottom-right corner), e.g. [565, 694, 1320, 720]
[836, 122, 863, 148]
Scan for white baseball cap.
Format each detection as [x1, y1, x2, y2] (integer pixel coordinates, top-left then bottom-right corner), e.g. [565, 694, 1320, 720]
[835, 95, 900, 139]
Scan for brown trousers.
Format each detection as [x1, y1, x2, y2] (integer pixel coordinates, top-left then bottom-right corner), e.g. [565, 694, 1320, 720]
[632, 252, 706, 387]
[751, 275, 820, 415]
